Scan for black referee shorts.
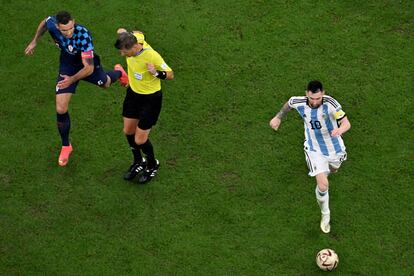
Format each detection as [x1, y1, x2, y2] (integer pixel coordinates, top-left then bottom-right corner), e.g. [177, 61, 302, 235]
[122, 87, 163, 130]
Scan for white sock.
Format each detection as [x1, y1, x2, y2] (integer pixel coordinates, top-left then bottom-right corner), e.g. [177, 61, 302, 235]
[315, 186, 330, 215]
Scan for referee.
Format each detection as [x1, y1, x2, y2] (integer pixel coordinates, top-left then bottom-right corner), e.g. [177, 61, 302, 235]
[114, 29, 174, 184]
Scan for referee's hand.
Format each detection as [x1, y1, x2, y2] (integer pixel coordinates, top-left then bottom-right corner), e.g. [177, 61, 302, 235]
[146, 63, 156, 75]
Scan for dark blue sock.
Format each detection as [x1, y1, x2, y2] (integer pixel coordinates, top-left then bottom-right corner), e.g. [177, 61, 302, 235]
[57, 112, 71, 146]
[106, 70, 122, 83]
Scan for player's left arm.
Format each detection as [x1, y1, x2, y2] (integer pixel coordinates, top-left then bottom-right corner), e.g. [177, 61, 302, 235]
[57, 53, 94, 89]
[73, 53, 95, 81]
[331, 111, 351, 137]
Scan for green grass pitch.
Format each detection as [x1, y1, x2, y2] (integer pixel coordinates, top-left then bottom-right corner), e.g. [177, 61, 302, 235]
[1, 0, 413, 274]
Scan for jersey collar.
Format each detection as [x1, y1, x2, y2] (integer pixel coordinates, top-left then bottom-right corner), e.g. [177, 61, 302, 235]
[135, 47, 147, 57]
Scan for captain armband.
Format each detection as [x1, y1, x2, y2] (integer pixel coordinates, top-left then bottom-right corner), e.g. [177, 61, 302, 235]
[81, 50, 94, 59]
[334, 110, 346, 120]
[154, 70, 167, 79]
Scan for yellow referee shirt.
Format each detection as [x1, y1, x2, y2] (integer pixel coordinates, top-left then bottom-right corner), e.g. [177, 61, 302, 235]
[126, 33, 172, 94]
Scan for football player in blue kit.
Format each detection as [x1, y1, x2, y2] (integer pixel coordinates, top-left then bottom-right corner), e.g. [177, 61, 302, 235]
[25, 11, 128, 166]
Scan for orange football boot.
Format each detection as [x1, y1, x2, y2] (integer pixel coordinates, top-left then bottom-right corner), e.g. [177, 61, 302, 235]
[58, 144, 73, 166]
[114, 64, 129, 87]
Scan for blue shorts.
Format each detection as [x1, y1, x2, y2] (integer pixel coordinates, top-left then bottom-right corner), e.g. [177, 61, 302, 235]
[55, 57, 108, 94]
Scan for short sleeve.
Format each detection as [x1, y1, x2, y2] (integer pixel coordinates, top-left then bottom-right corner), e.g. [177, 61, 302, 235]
[45, 16, 60, 39]
[45, 16, 55, 30]
[152, 51, 172, 72]
[76, 27, 94, 52]
[333, 109, 346, 120]
[288, 96, 295, 108]
[288, 96, 307, 109]
[324, 96, 346, 120]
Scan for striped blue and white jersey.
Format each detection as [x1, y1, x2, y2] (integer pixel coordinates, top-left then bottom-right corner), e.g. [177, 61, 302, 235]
[288, 95, 347, 156]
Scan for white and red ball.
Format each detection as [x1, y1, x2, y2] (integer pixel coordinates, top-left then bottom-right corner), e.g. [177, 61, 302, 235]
[316, 248, 339, 271]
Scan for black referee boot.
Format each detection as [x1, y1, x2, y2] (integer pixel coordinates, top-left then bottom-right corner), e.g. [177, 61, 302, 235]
[138, 159, 160, 184]
[124, 158, 147, 180]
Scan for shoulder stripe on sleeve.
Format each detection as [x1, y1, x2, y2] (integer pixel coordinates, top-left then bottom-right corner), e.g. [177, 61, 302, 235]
[289, 96, 307, 107]
[292, 97, 307, 101]
[323, 97, 339, 108]
[290, 96, 307, 103]
[291, 99, 307, 103]
[290, 100, 307, 106]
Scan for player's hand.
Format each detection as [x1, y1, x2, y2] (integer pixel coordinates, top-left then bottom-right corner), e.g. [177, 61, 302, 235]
[269, 117, 281, 131]
[24, 41, 37, 55]
[146, 63, 156, 75]
[57, 75, 73, 89]
[331, 128, 343, 137]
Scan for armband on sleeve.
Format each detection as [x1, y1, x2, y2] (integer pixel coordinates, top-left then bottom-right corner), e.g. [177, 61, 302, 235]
[334, 110, 346, 120]
[154, 70, 167, 79]
[81, 50, 94, 59]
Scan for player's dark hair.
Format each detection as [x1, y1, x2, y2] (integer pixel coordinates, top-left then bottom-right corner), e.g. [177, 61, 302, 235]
[307, 80, 323, 93]
[56, 11, 73, 25]
[114, 32, 138, 50]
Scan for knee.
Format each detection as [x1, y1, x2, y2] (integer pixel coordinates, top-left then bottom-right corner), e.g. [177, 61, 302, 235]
[123, 127, 134, 136]
[55, 95, 70, 114]
[316, 175, 329, 192]
[102, 76, 111, 88]
[101, 81, 111, 89]
[317, 181, 329, 192]
[56, 105, 68, 114]
[135, 137, 147, 145]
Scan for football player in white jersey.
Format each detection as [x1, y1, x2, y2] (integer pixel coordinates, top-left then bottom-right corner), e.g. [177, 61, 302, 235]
[269, 80, 351, 233]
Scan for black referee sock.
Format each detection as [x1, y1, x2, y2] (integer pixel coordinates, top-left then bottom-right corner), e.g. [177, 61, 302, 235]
[140, 139, 156, 168]
[126, 134, 143, 164]
[57, 112, 71, 146]
[106, 70, 122, 83]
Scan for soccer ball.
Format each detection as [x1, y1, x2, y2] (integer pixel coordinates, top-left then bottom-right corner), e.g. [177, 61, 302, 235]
[316, 248, 339, 271]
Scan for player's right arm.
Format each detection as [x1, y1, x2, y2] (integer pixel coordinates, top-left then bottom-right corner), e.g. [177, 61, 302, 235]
[25, 18, 48, 55]
[269, 101, 292, 131]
